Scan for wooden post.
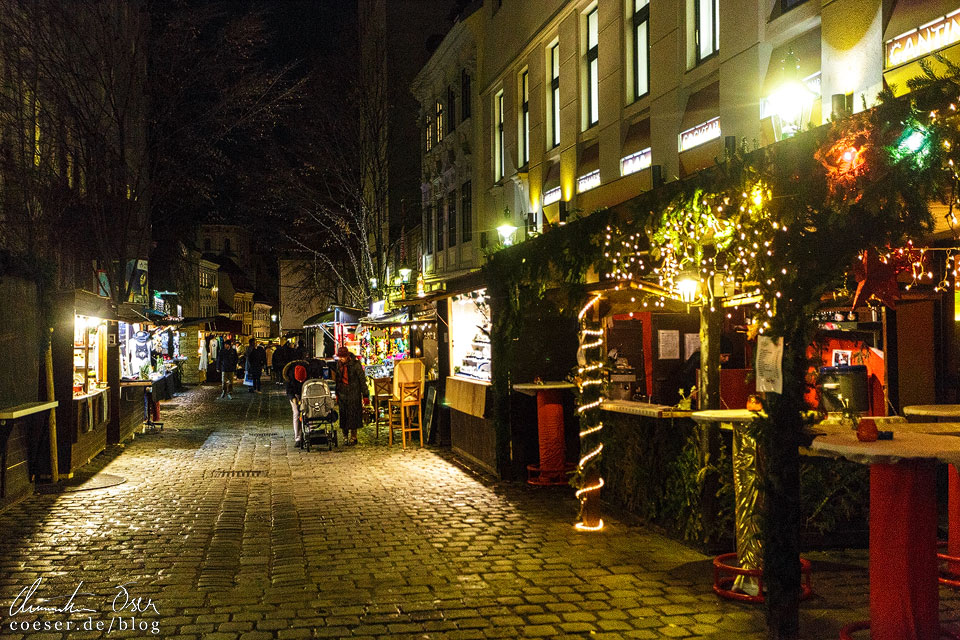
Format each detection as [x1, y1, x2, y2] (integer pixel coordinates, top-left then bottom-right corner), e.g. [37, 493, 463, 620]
[45, 328, 58, 484]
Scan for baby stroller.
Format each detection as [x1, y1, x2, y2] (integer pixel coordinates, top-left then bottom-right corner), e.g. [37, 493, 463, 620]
[300, 379, 339, 451]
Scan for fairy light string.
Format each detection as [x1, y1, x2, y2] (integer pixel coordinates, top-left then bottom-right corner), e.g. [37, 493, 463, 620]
[573, 294, 606, 532]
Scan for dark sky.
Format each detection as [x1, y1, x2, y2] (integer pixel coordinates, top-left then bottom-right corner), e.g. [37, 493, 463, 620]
[264, 0, 358, 64]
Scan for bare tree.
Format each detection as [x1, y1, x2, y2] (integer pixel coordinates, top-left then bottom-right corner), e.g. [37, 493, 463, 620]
[0, 0, 303, 308]
[272, 0, 394, 309]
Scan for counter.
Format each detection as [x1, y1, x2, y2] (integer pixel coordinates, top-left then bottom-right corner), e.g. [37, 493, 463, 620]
[602, 400, 691, 419]
[445, 375, 496, 476]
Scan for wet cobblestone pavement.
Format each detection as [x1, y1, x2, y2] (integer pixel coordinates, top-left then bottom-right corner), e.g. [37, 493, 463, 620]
[0, 385, 957, 639]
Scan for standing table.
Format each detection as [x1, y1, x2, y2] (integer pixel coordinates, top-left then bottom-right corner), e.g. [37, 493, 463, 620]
[514, 382, 576, 486]
[809, 429, 960, 640]
[691, 409, 806, 602]
[904, 405, 960, 586]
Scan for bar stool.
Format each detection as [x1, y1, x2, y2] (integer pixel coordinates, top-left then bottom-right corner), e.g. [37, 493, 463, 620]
[389, 381, 423, 448]
[372, 377, 392, 441]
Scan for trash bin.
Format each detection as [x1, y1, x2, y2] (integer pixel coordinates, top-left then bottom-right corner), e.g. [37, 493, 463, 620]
[819, 365, 869, 413]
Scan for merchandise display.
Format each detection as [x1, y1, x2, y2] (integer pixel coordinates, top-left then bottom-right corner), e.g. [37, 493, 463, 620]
[73, 315, 108, 396]
[449, 290, 491, 382]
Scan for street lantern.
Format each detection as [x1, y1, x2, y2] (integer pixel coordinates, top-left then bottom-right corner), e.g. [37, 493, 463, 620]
[676, 274, 701, 304]
[399, 267, 412, 283]
[270, 313, 277, 322]
[497, 222, 518, 246]
[369, 277, 378, 290]
[768, 50, 816, 139]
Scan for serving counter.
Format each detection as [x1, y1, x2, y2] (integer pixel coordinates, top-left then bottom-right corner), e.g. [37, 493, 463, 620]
[445, 376, 496, 476]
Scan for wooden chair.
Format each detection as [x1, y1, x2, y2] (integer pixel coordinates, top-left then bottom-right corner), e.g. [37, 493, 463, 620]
[388, 381, 423, 449]
[372, 377, 392, 441]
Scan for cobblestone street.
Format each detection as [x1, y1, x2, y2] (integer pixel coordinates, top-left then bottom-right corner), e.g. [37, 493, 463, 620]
[0, 385, 956, 639]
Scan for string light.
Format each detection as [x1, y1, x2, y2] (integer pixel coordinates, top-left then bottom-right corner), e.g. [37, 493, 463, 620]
[574, 294, 606, 532]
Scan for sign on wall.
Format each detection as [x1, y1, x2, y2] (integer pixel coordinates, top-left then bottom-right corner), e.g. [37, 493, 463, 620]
[679, 117, 721, 152]
[886, 8, 960, 68]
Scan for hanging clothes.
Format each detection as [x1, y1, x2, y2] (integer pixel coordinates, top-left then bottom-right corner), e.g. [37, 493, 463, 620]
[199, 337, 208, 371]
[209, 337, 219, 361]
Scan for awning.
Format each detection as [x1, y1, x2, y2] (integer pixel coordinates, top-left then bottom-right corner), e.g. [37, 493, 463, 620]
[417, 270, 487, 302]
[206, 316, 243, 333]
[359, 307, 410, 326]
[71, 290, 119, 321]
[623, 118, 651, 156]
[543, 161, 561, 192]
[578, 143, 600, 176]
[883, 0, 960, 96]
[303, 306, 363, 328]
[761, 28, 821, 98]
[679, 81, 722, 177]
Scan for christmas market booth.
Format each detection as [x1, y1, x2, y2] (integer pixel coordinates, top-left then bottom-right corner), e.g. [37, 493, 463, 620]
[357, 306, 438, 380]
[303, 305, 362, 359]
[479, 67, 960, 636]
[199, 316, 244, 382]
[50, 291, 118, 477]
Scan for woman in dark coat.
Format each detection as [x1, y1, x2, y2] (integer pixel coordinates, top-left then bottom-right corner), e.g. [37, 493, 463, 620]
[335, 347, 367, 445]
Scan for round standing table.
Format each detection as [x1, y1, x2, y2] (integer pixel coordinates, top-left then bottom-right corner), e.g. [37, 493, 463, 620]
[514, 382, 576, 486]
[810, 429, 960, 640]
[691, 409, 805, 602]
[904, 405, 960, 587]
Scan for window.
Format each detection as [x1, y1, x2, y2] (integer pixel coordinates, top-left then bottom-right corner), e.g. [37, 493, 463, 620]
[633, 0, 650, 100]
[495, 90, 504, 180]
[461, 181, 472, 242]
[520, 70, 529, 166]
[695, 0, 719, 62]
[425, 206, 433, 253]
[550, 43, 560, 147]
[426, 121, 433, 152]
[436, 200, 444, 252]
[586, 8, 599, 127]
[447, 86, 456, 133]
[447, 192, 457, 247]
[436, 101, 444, 143]
[461, 69, 471, 121]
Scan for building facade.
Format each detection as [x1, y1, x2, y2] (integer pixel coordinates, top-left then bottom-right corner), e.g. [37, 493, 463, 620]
[416, 0, 924, 273]
[198, 258, 219, 318]
[412, 5, 484, 288]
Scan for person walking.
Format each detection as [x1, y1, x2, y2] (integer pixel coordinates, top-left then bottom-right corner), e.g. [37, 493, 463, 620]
[273, 339, 290, 384]
[335, 347, 367, 446]
[246, 338, 266, 393]
[286, 363, 308, 448]
[216, 339, 238, 399]
[265, 343, 275, 376]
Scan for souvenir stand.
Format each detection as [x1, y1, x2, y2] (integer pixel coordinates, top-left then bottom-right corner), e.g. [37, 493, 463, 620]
[51, 291, 116, 477]
[444, 289, 496, 474]
[200, 316, 243, 382]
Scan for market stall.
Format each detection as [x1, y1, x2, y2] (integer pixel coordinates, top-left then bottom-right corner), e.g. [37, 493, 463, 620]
[444, 289, 496, 474]
[357, 306, 438, 380]
[303, 306, 362, 359]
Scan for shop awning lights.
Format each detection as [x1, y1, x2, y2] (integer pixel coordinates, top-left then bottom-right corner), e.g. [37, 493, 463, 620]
[620, 148, 651, 176]
[576, 170, 601, 193]
[497, 223, 518, 246]
[543, 186, 561, 206]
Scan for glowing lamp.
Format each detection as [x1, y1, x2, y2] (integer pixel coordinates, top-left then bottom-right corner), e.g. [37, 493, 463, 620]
[676, 276, 701, 303]
[369, 277, 378, 290]
[270, 314, 277, 322]
[399, 268, 412, 283]
[497, 223, 518, 246]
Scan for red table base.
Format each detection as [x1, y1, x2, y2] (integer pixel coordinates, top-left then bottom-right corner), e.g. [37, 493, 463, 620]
[950, 464, 960, 576]
[527, 389, 570, 486]
[865, 461, 941, 640]
[711, 552, 813, 604]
